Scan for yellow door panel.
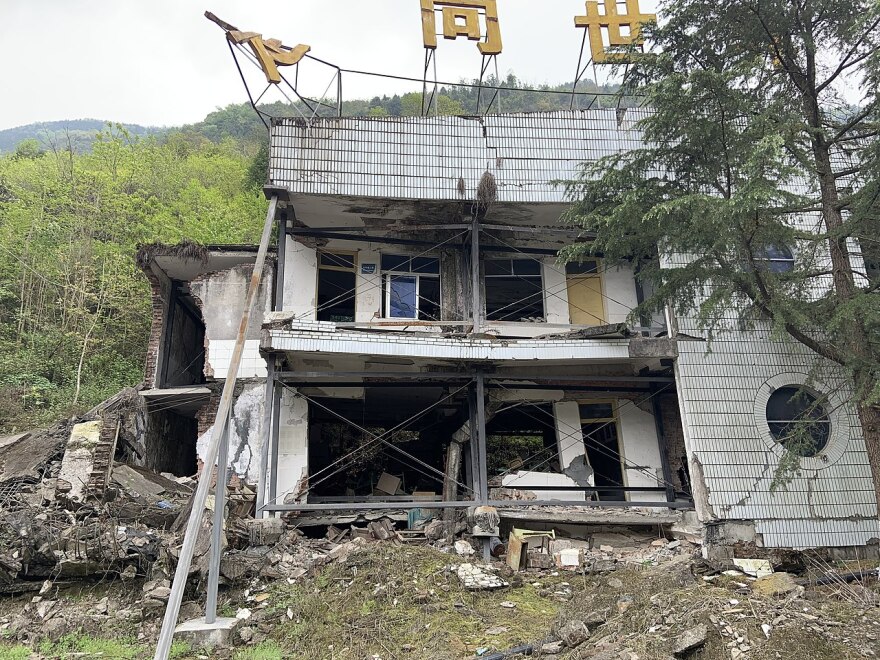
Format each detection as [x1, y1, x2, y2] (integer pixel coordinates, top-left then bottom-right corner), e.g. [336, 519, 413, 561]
[567, 276, 606, 326]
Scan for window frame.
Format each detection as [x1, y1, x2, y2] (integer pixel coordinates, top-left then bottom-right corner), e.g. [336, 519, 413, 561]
[755, 244, 795, 273]
[484, 257, 546, 322]
[380, 254, 441, 321]
[753, 374, 847, 469]
[765, 386, 831, 457]
[315, 250, 358, 323]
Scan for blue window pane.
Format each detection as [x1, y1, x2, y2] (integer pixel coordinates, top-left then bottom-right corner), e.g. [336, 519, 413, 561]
[389, 276, 417, 318]
[412, 257, 440, 274]
[382, 255, 409, 272]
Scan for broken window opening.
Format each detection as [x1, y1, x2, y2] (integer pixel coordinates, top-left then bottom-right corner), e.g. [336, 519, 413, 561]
[486, 404, 556, 475]
[317, 251, 357, 322]
[579, 402, 626, 501]
[306, 387, 467, 499]
[381, 254, 441, 321]
[484, 258, 545, 321]
[139, 410, 199, 477]
[160, 283, 206, 388]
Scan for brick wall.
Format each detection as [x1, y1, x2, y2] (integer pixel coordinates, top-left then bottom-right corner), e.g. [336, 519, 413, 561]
[142, 268, 166, 389]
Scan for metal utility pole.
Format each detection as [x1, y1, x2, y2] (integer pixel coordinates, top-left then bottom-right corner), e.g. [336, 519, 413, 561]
[205, 409, 230, 622]
[154, 196, 279, 660]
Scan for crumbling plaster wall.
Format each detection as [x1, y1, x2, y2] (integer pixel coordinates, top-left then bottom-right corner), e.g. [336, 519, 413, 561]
[196, 383, 266, 485]
[276, 389, 308, 503]
[285, 238, 317, 320]
[190, 263, 274, 380]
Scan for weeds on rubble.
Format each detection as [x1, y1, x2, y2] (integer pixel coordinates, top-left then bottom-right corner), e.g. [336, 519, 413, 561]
[0, 645, 31, 660]
[234, 641, 284, 659]
[263, 544, 566, 659]
[38, 633, 141, 658]
[563, 557, 879, 660]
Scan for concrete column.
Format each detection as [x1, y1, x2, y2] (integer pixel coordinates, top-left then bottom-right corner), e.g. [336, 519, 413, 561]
[617, 402, 664, 502]
[284, 238, 317, 319]
[553, 401, 586, 471]
[355, 246, 382, 323]
[275, 389, 309, 503]
[542, 258, 569, 324]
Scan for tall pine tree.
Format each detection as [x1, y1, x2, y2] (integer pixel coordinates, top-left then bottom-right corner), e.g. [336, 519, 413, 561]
[563, 1, 880, 502]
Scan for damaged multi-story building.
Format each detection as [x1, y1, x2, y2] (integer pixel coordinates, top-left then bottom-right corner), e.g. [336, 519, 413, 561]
[135, 108, 879, 554]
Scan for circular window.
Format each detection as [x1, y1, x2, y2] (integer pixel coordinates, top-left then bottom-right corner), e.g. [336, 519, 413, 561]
[765, 386, 830, 457]
[757, 245, 795, 273]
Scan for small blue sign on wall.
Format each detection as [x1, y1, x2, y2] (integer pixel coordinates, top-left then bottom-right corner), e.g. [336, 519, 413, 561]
[361, 263, 377, 275]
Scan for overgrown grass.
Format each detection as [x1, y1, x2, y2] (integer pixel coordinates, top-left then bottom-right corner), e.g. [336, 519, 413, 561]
[262, 544, 566, 658]
[0, 645, 31, 660]
[38, 633, 141, 658]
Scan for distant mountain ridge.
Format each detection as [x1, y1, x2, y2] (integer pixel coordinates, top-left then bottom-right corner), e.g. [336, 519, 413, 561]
[0, 119, 161, 154]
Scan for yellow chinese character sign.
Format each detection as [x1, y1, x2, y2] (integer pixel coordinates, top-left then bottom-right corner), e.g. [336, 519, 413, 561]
[421, 0, 503, 55]
[575, 0, 655, 63]
[228, 30, 312, 84]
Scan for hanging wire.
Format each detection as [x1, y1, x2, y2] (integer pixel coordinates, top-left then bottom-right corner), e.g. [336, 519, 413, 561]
[262, 381, 474, 506]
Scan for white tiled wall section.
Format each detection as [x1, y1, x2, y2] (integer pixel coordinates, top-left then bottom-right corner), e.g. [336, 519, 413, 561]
[207, 340, 267, 379]
[674, 323, 879, 548]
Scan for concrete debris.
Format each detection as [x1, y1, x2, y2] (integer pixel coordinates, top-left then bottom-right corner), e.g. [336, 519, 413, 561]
[557, 619, 590, 648]
[733, 558, 774, 578]
[752, 572, 801, 597]
[454, 540, 476, 556]
[672, 623, 708, 657]
[455, 563, 509, 590]
[541, 640, 564, 654]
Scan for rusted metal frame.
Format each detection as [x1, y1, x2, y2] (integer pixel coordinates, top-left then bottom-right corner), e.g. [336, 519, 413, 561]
[475, 373, 489, 505]
[650, 383, 677, 503]
[337, 66, 629, 103]
[570, 27, 592, 111]
[468, 386, 482, 503]
[477, 55, 501, 115]
[280, 381, 467, 388]
[227, 39, 271, 133]
[275, 372, 675, 384]
[422, 48, 438, 116]
[290, 228, 561, 255]
[154, 196, 279, 660]
[263, 499, 691, 512]
[470, 216, 482, 331]
[515, 485, 667, 492]
[286, 224, 472, 233]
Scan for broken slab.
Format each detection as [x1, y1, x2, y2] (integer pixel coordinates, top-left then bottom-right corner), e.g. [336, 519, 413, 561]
[672, 624, 707, 657]
[456, 563, 509, 591]
[112, 464, 165, 498]
[174, 616, 241, 651]
[58, 420, 102, 502]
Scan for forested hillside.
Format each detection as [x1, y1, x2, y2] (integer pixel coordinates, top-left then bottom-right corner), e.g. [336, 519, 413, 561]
[0, 127, 267, 431]
[0, 120, 159, 154]
[0, 75, 618, 432]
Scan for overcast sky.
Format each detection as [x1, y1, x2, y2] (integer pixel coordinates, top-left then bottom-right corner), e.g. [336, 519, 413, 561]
[0, 0, 659, 131]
